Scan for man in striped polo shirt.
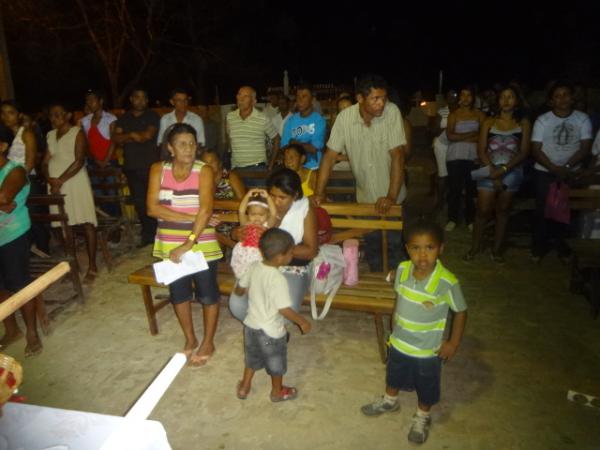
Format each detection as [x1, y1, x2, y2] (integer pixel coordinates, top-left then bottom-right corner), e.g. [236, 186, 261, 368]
[361, 220, 467, 444]
[226, 86, 280, 177]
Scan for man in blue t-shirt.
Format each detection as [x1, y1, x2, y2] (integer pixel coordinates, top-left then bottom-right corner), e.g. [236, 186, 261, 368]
[279, 84, 326, 170]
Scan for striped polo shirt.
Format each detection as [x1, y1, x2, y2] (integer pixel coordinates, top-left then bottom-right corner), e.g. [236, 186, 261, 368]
[327, 102, 407, 203]
[152, 160, 222, 262]
[390, 260, 467, 358]
[227, 108, 278, 168]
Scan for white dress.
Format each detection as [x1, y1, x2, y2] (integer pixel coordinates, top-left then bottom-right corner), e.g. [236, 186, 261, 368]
[47, 127, 97, 227]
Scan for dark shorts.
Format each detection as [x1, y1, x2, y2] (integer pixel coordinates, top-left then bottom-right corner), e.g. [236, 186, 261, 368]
[0, 233, 31, 293]
[244, 326, 287, 376]
[168, 260, 220, 305]
[386, 346, 442, 407]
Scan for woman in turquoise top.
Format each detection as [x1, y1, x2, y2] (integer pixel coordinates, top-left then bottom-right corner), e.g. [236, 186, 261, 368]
[0, 135, 42, 357]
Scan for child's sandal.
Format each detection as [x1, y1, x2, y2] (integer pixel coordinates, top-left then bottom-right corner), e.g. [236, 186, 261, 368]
[270, 386, 297, 402]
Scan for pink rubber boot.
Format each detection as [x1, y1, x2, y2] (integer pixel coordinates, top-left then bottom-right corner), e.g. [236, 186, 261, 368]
[343, 239, 359, 286]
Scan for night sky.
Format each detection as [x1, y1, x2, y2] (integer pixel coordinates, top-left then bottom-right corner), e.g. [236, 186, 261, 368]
[3, 1, 600, 110]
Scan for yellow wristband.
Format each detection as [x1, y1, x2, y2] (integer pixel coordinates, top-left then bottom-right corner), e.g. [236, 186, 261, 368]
[187, 233, 197, 242]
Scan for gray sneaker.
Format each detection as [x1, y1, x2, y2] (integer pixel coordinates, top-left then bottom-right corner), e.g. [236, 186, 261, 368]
[407, 413, 431, 444]
[360, 397, 400, 416]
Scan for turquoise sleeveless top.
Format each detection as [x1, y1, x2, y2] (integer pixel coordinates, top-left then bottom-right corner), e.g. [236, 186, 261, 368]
[0, 160, 30, 246]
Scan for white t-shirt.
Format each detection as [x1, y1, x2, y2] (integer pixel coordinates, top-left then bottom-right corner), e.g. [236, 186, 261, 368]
[240, 262, 293, 338]
[531, 110, 592, 172]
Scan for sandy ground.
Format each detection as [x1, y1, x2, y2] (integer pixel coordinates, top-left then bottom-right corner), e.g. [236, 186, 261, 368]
[2, 146, 600, 449]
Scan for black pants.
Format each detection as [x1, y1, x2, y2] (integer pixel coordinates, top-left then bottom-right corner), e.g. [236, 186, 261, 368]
[124, 168, 156, 244]
[532, 169, 570, 257]
[447, 160, 477, 224]
[28, 176, 50, 253]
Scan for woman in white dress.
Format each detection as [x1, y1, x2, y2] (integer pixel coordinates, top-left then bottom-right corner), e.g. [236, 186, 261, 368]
[42, 103, 98, 283]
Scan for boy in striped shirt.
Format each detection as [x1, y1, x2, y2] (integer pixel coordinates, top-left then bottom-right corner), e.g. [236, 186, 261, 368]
[361, 219, 467, 444]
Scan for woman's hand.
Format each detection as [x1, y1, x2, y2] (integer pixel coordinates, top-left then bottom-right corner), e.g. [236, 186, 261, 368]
[48, 177, 63, 194]
[208, 213, 221, 227]
[168, 241, 194, 263]
[489, 166, 504, 180]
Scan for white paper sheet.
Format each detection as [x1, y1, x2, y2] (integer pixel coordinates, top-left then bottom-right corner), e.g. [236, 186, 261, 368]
[152, 251, 208, 285]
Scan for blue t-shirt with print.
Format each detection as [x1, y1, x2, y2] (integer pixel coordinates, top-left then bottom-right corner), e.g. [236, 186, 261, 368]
[281, 112, 326, 169]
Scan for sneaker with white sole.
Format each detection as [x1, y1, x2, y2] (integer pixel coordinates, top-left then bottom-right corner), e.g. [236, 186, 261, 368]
[444, 221, 457, 232]
[408, 413, 431, 444]
[360, 397, 400, 416]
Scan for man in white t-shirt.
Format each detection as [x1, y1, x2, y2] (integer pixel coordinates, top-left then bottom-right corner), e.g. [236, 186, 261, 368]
[530, 82, 593, 262]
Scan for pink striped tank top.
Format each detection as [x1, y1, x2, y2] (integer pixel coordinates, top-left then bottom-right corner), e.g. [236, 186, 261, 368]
[152, 160, 222, 262]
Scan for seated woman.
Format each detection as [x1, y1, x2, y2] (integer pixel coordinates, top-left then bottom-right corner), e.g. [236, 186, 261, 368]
[200, 148, 246, 248]
[147, 123, 222, 366]
[42, 103, 98, 283]
[0, 137, 42, 356]
[282, 144, 316, 198]
[199, 148, 246, 200]
[229, 168, 318, 319]
[465, 85, 531, 263]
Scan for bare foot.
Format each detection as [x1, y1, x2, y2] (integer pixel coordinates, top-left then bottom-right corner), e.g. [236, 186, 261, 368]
[0, 331, 23, 348]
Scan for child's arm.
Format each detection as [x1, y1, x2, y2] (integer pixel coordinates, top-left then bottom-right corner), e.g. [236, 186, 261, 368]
[437, 310, 467, 361]
[279, 307, 312, 334]
[238, 189, 256, 226]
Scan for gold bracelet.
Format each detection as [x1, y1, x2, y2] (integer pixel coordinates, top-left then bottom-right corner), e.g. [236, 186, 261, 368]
[187, 233, 197, 242]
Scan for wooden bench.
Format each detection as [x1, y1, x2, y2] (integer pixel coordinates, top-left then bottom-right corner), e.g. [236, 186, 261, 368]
[567, 187, 600, 318]
[87, 166, 135, 271]
[27, 194, 85, 304]
[236, 169, 356, 199]
[127, 200, 403, 362]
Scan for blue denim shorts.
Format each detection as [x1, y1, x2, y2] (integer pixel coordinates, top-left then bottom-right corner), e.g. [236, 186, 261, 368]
[386, 346, 442, 406]
[244, 326, 287, 376]
[168, 260, 220, 305]
[477, 166, 523, 193]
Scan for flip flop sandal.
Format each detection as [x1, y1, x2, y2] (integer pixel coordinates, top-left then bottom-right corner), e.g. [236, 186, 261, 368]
[237, 381, 249, 400]
[188, 351, 214, 368]
[270, 386, 298, 403]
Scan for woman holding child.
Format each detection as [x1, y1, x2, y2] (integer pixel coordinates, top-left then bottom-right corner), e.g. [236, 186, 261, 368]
[229, 168, 318, 319]
[147, 123, 222, 367]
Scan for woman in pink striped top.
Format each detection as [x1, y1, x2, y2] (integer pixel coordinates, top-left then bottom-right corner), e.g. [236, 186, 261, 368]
[148, 123, 222, 367]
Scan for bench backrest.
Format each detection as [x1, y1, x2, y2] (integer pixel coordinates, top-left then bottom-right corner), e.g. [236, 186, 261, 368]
[235, 169, 356, 197]
[87, 166, 130, 214]
[213, 199, 402, 272]
[569, 188, 600, 210]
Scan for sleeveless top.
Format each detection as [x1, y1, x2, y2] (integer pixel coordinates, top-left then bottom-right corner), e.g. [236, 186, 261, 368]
[486, 125, 522, 166]
[0, 160, 30, 246]
[447, 119, 479, 161]
[301, 169, 314, 197]
[215, 168, 235, 200]
[7, 127, 35, 174]
[152, 160, 222, 262]
[279, 196, 311, 267]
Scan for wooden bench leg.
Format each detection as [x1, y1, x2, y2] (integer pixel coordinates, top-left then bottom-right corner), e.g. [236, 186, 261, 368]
[141, 285, 159, 335]
[374, 313, 387, 364]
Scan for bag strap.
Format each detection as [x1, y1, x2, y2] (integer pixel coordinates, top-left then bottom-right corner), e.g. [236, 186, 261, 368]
[310, 276, 343, 320]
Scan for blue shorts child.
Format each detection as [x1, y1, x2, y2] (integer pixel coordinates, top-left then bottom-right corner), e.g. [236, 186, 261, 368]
[477, 166, 523, 193]
[168, 260, 220, 305]
[386, 346, 442, 406]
